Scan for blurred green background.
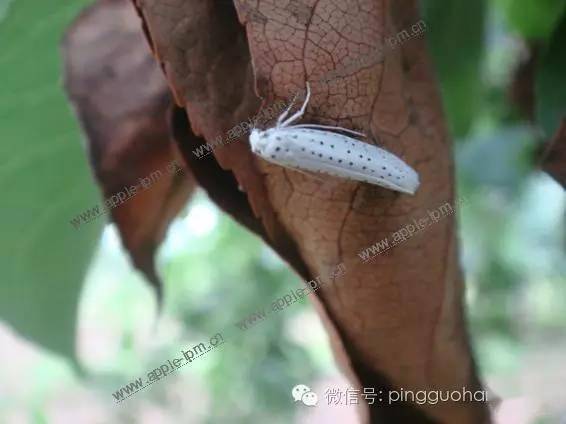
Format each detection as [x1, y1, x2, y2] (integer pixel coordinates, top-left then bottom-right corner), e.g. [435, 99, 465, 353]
[0, 0, 565, 423]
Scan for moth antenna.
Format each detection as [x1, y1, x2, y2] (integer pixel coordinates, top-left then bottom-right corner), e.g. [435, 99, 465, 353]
[277, 87, 302, 126]
[280, 81, 311, 128]
[290, 124, 366, 137]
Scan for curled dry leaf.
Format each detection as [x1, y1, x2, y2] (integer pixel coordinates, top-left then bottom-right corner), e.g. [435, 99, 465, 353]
[131, 0, 312, 279]
[131, 0, 491, 422]
[62, 0, 195, 301]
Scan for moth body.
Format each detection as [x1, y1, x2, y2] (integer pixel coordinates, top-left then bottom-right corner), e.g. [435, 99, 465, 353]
[249, 83, 420, 195]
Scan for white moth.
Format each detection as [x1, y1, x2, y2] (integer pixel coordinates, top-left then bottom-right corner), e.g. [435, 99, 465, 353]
[249, 82, 420, 195]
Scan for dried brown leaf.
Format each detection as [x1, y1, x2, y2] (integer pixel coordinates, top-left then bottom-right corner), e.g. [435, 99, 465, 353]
[541, 117, 566, 188]
[62, 0, 195, 300]
[132, 0, 491, 421]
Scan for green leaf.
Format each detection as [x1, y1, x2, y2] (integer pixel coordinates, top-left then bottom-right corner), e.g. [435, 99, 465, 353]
[0, 0, 15, 20]
[494, 0, 566, 39]
[423, 0, 487, 137]
[535, 10, 566, 137]
[0, 0, 103, 360]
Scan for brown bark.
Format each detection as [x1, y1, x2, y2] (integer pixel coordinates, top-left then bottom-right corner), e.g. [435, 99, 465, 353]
[130, 0, 492, 422]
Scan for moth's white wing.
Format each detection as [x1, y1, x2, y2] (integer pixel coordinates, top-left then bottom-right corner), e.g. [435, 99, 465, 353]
[255, 127, 420, 195]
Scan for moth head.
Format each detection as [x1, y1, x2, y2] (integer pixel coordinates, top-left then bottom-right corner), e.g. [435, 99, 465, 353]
[249, 128, 270, 154]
